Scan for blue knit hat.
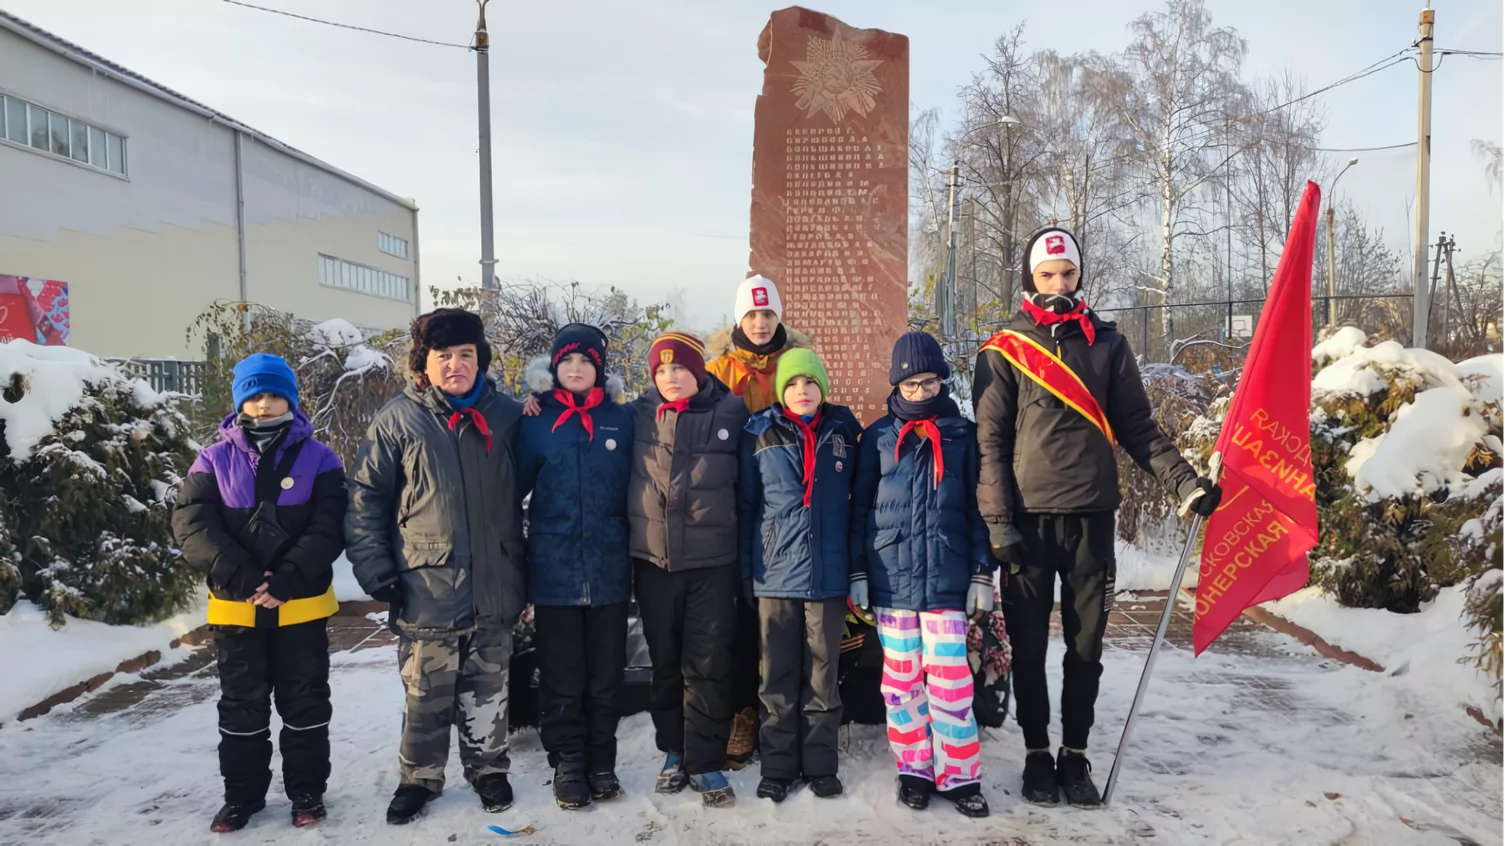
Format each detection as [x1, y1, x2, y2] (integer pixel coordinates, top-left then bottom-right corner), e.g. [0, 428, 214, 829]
[889, 331, 950, 386]
[232, 353, 299, 411]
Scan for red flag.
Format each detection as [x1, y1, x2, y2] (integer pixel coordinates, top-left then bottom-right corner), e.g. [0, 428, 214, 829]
[1193, 181, 1322, 654]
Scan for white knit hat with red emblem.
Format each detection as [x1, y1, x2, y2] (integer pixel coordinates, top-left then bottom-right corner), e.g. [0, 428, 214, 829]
[1028, 229, 1082, 274]
[735, 275, 783, 323]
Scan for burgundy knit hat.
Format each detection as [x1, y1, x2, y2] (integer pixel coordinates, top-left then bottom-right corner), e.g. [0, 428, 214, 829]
[648, 332, 707, 384]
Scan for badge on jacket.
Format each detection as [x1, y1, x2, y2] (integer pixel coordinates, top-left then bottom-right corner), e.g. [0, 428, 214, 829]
[831, 434, 847, 458]
[280, 477, 295, 490]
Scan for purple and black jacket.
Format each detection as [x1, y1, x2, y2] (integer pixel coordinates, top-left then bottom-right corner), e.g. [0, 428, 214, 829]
[172, 410, 346, 627]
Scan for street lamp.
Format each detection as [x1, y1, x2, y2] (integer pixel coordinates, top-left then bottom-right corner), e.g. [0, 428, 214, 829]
[942, 115, 1023, 338]
[1326, 157, 1359, 327]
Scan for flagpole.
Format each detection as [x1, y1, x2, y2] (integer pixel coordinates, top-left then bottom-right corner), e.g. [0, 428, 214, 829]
[1102, 453, 1221, 807]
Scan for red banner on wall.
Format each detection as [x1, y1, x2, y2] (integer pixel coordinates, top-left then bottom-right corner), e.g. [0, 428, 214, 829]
[0, 276, 69, 346]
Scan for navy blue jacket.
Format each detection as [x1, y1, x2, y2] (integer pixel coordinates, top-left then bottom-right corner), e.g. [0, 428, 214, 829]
[515, 387, 634, 606]
[738, 403, 863, 601]
[850, 400, 994, 612]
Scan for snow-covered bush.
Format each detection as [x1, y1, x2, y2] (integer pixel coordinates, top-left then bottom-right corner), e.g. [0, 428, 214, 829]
[188, 303, 407, 468]
[1115, 363, 1231, 548]
[0, 341, 198, 626]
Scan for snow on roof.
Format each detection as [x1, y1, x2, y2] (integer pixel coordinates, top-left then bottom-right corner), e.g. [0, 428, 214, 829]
[0, 341, 119, 461]
[0, 9, 417, 211]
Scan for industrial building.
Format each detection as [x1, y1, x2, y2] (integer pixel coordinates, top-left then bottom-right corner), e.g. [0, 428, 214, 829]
[0, 9, 421, 358]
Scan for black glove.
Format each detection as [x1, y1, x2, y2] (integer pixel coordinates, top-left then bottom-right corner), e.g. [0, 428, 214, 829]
[369, 584, 401, 606]
[1181, 477, 1223, 517]
[987, 523, 1027, 574]
[742, 580, 757, 610]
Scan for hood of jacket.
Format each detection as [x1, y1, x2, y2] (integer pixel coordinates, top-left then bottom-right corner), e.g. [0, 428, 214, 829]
[523, 355, 627, 402]
[706, 324, 812, 365]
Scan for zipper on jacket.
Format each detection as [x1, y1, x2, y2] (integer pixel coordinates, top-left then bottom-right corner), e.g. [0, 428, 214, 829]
[579, 426, 590, 607]
[446, 408, 476, 618]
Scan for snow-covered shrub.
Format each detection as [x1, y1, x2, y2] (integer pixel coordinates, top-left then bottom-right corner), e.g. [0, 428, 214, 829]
[188, 303, 407, 468]
[0, 341, 198, 626]
[1115, 363, 1230, 548]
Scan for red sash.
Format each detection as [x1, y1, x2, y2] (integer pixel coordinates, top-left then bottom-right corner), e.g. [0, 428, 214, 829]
[980, 329, 1115, 445]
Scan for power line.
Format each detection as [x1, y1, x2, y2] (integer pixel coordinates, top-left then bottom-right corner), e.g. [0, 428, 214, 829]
[1313, 141, 1417, 152]
[220, 0, 472, 49]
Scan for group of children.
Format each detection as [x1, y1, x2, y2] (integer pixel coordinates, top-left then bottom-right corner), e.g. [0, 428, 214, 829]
[172, 227, 1221, 832]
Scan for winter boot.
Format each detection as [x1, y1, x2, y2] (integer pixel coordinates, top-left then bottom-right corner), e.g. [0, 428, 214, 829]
[939, 782, 987, 818]
[1056, 749, 1103, 808]
[756, 777, 792, 803]
[726, 706, 758, 770]
[588, 771, 622, 801]
[656, 753, 688, 794]
[689, 771, 736, 808]
[1021, 751, 1059, 806]
[209, 800, 265, 833]
[553, 763, 591, 810]
[385, 785, 434, 826]
[897, 775, 932, 811]
[805, 775, 843, 799]
[289, 794, 326, 828]
[476, 773, 514, 813]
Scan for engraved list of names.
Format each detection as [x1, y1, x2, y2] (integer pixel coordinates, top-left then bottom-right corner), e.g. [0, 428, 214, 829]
[748, 8, 909, 425]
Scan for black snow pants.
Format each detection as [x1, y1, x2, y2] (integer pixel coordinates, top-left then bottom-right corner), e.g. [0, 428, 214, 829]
[214, 618, 331, 804]
[633, 558, 737, 776]
[1003, 512, 1115, 752]
[757, 597, 846, 780]
[534, 602, 629, 774]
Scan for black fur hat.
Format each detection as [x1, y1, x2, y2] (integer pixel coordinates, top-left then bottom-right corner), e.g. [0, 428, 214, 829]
[408, 308, 492, 386]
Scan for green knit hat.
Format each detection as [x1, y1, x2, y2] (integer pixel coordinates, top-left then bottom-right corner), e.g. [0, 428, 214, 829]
[775, 347, 829, 403]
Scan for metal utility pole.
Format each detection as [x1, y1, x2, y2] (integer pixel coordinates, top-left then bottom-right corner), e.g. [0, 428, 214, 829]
[1411, 4, 1435, 348]
[476, 0, 498, 290]
[940, 164, 960, 338]
[1427, 232, 1446, 337]
[1441, 234, 1458, 345]
[1327, 158, 1359, 328]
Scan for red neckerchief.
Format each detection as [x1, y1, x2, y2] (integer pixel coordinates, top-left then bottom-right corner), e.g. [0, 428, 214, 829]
[780, 407, 822, 507]
[1022, 297, 1096, 346]
[657, 398, 691, 422]
[448, 408, 492, 454]
[551, 388, 605, 440]
[894, 419, 943, 489]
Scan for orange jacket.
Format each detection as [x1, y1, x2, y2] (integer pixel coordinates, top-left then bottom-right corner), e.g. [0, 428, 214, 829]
[703, 326, 811, 413]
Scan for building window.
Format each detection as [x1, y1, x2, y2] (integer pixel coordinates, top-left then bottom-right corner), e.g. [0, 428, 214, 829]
[0, 93, 127, 175]
[319, 254, 411, 303]
[379, 232, 409, 259]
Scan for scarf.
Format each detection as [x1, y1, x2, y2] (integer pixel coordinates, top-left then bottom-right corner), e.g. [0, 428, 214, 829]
[447, 408, 492, 454]
[657, 397, 691, 422]
[236, 411, 294, 456]
[732, 324, 787, 358]
[551, 388, 605, 440]
[444, 375, 487, 409]
[780, 407, 822, 507]
[1022, 294, 1096, 346]
[888, 387, 954, 490]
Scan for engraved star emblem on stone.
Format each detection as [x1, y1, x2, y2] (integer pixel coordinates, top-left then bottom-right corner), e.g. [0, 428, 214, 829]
[791, 30, 883, 122]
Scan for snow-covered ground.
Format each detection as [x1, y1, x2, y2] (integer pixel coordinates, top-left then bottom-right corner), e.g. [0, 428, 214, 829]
[0, 600, 205, 724]
[0, 618, 1498, 845]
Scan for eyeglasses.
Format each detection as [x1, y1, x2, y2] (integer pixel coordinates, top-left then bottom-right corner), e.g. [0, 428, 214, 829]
[898, 376, 942, 396]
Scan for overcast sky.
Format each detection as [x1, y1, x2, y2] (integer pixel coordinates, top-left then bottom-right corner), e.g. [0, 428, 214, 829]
[6, 0, 1501, 328]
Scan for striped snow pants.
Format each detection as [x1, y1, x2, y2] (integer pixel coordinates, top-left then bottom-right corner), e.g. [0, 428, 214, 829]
[876, 608, 981, 792]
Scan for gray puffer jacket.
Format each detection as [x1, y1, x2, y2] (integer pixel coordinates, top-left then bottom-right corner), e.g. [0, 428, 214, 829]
[628, 375, 749, 572]
[345, 376, 526, 637]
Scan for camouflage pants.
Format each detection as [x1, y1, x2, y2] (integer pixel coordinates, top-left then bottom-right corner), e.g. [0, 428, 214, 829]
[397, 626, 512, 792]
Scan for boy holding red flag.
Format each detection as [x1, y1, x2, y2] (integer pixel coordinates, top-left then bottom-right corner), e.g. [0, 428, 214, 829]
[972, 227, 1221, 808]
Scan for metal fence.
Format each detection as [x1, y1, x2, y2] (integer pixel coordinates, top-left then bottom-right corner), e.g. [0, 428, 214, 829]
[109, 359, 212, 396]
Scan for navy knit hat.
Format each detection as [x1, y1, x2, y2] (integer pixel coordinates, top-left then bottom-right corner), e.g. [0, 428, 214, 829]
[232, 353, 299, 411]
[889, 331, 950, 386]
[550, 323, 609, 387]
